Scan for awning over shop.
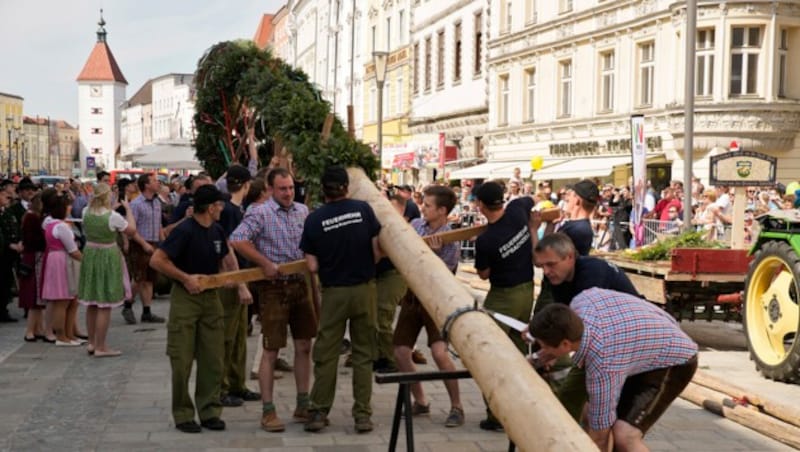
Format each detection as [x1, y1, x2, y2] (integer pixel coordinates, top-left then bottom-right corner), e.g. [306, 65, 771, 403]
[127, 141, 203, 170]
[448, 161, 517, 180]
[490, 159, 571, 179]
[531, 156, 633, 180]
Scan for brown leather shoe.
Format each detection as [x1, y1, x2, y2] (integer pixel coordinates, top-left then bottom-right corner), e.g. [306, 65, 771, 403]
[261, 411, 285, 432]
[293, 405, 310, 422]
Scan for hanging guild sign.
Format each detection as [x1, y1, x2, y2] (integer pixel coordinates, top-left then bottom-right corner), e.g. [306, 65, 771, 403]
[709, 150, 776, 187]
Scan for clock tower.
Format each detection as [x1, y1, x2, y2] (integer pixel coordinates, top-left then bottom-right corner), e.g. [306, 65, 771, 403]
[76, 9, 127, 176]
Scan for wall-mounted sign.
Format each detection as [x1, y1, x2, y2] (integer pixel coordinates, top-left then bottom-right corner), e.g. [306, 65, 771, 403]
[710, 150, 776, 187]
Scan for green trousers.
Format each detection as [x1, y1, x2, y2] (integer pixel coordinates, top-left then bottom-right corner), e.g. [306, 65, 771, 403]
[309, 281, 377, 419]
[166, 284, 225, 424]
[219, 287, 248, 395]
[482, 281, 534, 422]
[483, 281, 534, 354]
[375, 269, 406, 365]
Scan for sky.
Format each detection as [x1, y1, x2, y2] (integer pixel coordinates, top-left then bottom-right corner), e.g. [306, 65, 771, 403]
[0, 0, 285, 126]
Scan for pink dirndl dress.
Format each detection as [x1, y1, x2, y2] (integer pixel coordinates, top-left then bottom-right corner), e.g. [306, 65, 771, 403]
[40, 221, 73, 301]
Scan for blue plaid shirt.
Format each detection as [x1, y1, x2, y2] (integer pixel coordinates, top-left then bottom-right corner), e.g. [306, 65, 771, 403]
[571, 288, 698, 430]
[230, 198, 307, 264]
[130, 193, 162, 242]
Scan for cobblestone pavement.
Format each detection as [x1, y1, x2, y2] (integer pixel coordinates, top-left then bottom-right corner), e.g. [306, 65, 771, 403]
[0, 294, 796, 452]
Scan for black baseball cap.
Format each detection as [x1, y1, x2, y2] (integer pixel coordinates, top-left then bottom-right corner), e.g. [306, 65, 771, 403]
[193, 185, 225, 207]
[567, 180, 600, 204]
[225, 164, 252, 186]
[321, 166, 349, 189]
[475, 181, 505, 207]
[396, 184, 413, 193]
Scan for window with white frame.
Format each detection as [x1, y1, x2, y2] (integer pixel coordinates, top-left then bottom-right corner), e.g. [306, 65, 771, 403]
[371, 25, 377, 53]
[525, 67, 535, 122]
[386, 17, 392, 50]
[559, 0, 573, 14]
[696, 28, 715, 97]
[437, 30, 445, 88]
[600, 51, 615, 112]
[474, 12, 483, 75]
[396, 77, 404, 115]
[413, 42, 420, 94]
[778, 28, 788, 98]
[559, 60, 572, 117]
[638, 42, 655, 106]
[499, 74, 510, 125]
[425, 36, 432, 91]
[730, 26, 761, 96]
[398, 10, 405, 45]
[526, 0, 537, 24]
[454, 22, 462, 83]
[505, 0, 513, 34]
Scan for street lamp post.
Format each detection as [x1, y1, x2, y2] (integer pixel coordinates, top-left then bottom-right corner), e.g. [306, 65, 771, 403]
[5, 116, 11, 178]
[17, 131, 25, 175]
[372, 50, 389, 177]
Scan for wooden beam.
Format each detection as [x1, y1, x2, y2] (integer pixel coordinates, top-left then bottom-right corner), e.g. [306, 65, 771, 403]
[346, 167, 596, 451]
[196, 224, 487, 291]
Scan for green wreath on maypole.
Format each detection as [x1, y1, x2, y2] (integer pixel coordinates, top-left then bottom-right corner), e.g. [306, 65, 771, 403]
[192, 40, 378, 198]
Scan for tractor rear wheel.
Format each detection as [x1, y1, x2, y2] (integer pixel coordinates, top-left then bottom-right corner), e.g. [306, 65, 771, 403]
[744, 241, 800, 382]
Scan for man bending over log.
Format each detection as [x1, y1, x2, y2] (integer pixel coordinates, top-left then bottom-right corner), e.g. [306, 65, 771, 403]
[530, 288, 698, 451]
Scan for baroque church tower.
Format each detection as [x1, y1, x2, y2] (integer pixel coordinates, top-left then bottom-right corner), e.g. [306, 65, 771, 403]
[76, 10, 127, 175]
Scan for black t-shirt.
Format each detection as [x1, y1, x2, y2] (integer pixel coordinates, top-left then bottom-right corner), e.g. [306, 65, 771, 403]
[159, 217, 229, 276]
[218, 199, 248, 268]
[300, 199, 381, 287]
[404, 199, 420, 221]
[376, 257, 395, 276]
[475, 196, 535, 287]
[558, 219, 594, 256]
[551, 256, 640, 305]
[170, 193, 192, 224]
[218, 200, 244, 238]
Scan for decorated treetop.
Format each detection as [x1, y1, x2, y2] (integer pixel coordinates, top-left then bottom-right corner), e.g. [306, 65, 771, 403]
[193, 40, 378, 198]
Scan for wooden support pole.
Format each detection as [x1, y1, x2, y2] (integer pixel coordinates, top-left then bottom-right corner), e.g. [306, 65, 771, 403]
[691, 370, 800, 429]
[681, 382, 800, 449]
[345, 167, 595, 451]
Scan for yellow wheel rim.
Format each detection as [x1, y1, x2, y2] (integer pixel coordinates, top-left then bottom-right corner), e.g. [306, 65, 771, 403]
[746, 256, 800, 366]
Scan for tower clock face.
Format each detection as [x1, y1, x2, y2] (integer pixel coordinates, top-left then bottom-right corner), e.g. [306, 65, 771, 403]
[90, 85, 102, 97]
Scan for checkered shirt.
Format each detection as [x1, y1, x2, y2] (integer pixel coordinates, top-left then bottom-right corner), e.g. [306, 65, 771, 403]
[130, 193, 162, 242]
[411, 218, 459, 272]
[230, 198, 307, 264]
[571, 288, 698, 431]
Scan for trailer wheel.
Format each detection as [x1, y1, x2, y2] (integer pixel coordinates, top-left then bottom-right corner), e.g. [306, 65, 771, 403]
[744, 241, 800, 382]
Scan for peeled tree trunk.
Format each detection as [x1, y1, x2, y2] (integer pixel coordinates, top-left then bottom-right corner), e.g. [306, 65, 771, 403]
[346, 168, 596, 451]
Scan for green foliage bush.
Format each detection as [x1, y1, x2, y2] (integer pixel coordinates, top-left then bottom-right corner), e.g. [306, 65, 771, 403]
[193, 40, 378, 198]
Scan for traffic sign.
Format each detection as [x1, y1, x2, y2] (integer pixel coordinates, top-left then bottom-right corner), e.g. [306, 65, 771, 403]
[86, 156, 96, 169]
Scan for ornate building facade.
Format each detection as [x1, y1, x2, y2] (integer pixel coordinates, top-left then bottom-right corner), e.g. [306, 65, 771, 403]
[485, 0, 800, 187]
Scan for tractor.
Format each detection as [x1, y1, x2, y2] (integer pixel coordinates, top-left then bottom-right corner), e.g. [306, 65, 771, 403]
[745, 210, 800, 382]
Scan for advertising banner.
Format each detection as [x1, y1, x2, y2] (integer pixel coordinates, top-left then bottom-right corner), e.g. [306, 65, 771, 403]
[630, 115, 647, 245]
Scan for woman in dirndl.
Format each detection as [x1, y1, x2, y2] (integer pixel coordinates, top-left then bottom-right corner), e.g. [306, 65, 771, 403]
[40, 189, 83, 345]
[19, 192, 48, 342]
[78, 183, 136, 357]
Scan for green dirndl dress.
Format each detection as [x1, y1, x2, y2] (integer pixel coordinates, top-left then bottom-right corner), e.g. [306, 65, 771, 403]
[77, 211, 132, 308]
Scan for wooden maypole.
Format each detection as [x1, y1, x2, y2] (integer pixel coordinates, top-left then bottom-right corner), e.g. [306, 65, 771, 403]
[346, 167, 596, 451]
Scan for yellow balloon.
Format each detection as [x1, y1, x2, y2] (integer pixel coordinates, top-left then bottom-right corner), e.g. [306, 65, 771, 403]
[530, 156, 544, 171]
